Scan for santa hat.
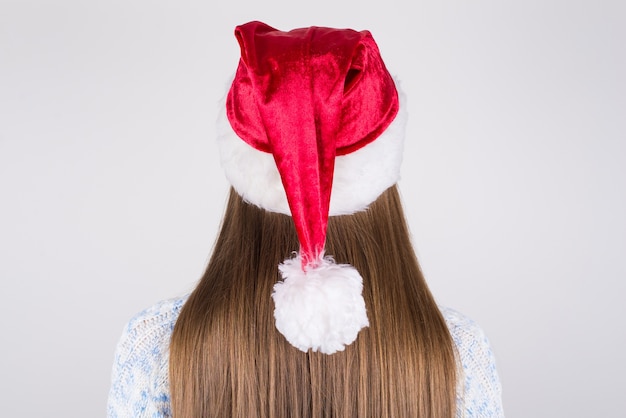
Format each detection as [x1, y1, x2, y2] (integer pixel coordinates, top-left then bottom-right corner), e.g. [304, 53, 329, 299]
[218, 21, 407, 354]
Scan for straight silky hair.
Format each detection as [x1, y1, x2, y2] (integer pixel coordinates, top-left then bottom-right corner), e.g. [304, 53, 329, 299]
[170, 185, 457, 417]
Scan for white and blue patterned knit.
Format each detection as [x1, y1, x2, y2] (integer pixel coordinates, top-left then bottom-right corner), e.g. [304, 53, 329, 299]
[107, 296, 504, 417]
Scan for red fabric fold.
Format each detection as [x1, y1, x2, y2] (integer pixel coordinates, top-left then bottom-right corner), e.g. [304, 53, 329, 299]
[226, 21, 399, 269]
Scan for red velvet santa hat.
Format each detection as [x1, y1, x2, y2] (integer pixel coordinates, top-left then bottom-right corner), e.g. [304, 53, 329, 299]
[218, 21, 407, 354]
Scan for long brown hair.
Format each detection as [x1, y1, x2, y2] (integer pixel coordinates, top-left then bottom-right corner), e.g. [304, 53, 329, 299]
[170, 185, 457, 417]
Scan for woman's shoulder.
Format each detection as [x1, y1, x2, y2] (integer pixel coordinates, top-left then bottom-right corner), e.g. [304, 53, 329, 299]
[125, 295, 188, 335]
[440, 306, 505, 417]
[112, 293, 190, 370]
[440, 306, 493, 350]
[107, 295, 189, 418]
[116, 295, 189, 361]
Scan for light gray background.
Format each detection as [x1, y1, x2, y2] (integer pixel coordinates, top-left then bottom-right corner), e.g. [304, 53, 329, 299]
[1, 1, 624, 417]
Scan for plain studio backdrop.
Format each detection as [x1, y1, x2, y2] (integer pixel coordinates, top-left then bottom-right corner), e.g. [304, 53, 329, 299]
[1, 1, 624, 417]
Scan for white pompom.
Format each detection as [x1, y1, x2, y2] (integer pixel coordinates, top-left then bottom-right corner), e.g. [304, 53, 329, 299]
[272, 255, 369, 354]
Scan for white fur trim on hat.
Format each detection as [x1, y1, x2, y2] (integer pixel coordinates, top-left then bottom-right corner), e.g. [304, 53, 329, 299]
[272, 254, 369, 354]
[216, 87, 407, 216]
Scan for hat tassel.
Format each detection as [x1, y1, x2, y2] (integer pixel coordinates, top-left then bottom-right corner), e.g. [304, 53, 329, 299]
[272, 254, 369, 354]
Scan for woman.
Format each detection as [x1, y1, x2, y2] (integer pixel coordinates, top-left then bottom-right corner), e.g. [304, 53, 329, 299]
[108, 21, 503, 417]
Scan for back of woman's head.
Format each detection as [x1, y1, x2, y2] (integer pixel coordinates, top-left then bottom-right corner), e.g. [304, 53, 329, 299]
[170, 21, 457, 417]
[170, 185, 457, 417]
